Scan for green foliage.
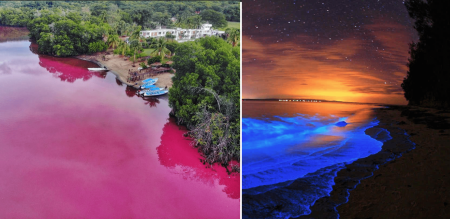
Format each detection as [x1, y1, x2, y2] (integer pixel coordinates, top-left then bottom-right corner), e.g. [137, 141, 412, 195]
[223, 5, 240, 22]
[200, 9, 228, 29]
[169, 36, 240, 167]
[107, 34, 121, 49]
[165, 41, 179, 54]
[176, 14, 203, 29]
[150, 38, 171, 62]
[225, 28, 240, 47]
[140, 62, 148, 69]
[0, 7, 34, 26]
[88, 41, 108, 54]
[147, 56, 162, 65]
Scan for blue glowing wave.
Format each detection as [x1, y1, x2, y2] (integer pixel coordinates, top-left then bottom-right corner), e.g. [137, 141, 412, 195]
[243, 113, 384, 191]
[242, 112, 393, 218]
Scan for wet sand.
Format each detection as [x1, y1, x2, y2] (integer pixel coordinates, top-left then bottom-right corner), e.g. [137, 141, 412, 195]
[337, 106, 450, 218]
[77, 49, 174, 89]
[299, 106, 450, 218]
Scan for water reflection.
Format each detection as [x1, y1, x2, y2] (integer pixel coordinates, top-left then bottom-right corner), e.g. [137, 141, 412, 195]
[125, 86, 137, 97]
[143, 97, 160, 108]
[157, 118, 240, 199]
[38, 54, 105, 83]
[115, 78, 123, 86]
[0, 26, 29, 43]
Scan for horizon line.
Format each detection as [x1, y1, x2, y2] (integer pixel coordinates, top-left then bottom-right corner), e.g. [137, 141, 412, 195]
[242, 98, 407, 106]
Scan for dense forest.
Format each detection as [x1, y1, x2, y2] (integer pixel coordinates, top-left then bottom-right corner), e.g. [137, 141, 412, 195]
[0, 1, 239, 56]
[169, 36, 240, 172]
[401, 0, 450, 108]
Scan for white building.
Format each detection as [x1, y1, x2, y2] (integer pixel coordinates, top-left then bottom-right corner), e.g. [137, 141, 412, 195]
[140, 23, 224, 42]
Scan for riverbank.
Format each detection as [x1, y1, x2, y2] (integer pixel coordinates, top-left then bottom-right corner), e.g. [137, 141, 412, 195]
[77, 49, 174, 89]
[298, 105, 450, 218]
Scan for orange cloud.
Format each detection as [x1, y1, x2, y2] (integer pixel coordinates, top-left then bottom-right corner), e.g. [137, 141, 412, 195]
[243, 19, 413, 105]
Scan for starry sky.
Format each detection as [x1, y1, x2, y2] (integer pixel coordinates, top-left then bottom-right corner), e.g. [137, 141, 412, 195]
[242, 0, 418, 105]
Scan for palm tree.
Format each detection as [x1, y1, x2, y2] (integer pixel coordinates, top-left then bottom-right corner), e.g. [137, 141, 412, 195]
[107, 34, 120, 50]
[117, 41, 129, 56]
[130, 25, 142, 41]
[128, 39, 142, 65]
[150, 38, 171, 62]
[225, 28, 240, 47]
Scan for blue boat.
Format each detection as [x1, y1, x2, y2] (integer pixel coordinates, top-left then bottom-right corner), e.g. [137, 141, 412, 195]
[142, 90, 168, 97]
[140, 80, 159, 89]
[137, 86, 163, 95]
[142, 78, 158, 83]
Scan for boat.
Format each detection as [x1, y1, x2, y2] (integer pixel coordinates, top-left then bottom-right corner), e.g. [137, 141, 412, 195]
[142, 90, 168, 97]
[140, 81, 159, 89]
[142, 78, 158, 83]
[88, 67, 108, 71]
[137, 87, 164, 95]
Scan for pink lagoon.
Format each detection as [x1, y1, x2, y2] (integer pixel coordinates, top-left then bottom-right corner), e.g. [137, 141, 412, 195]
[0, 26, 239, 218]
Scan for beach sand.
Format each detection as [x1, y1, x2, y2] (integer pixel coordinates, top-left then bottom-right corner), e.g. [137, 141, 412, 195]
[336, 106, 450, 218]
[298, 106, 450, 218]
[77, 49, 174, 89]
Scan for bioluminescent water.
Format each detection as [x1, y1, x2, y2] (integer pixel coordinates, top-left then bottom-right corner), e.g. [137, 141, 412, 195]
[242, 100, 390, 218]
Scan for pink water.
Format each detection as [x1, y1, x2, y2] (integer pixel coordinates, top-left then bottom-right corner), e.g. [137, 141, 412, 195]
[0, 37, 239, 218]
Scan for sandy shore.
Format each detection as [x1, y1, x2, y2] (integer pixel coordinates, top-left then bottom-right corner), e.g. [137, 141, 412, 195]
[298, 106, 450, 218]
[337, 106, 450, 218]
[77, 49, 174, 89]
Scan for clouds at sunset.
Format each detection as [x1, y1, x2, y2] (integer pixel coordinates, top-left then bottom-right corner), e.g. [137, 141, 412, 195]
[243, 0, 417, 104]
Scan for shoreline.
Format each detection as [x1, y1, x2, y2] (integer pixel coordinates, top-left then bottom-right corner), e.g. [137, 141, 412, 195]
[76, 50, 174, 90]
[335, 106, 450, 218]
[296, 106, 416, 218]
[297, 106, 450, 218]
[242, 105, 422, 219]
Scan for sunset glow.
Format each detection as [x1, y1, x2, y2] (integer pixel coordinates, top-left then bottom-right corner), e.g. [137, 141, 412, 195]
[243, 0, 417, 105]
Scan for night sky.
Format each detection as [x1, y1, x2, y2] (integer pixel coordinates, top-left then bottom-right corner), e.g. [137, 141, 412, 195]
[243, 0, 417, 104]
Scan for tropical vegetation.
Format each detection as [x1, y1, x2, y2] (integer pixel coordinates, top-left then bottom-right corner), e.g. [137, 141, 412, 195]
[169, 36, 240, 171]
[0, 1, 239, 56]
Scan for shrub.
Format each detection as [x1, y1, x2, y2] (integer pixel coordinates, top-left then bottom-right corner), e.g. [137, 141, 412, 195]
[88, 41, 108, 54]
[140, 62, 148, 69]
[147, 55, 162, 65]
[165, 41, 179, 54]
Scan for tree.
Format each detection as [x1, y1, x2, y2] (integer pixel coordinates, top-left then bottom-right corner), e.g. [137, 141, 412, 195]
[150, 38, 171, 62]
[152, 12, 171, 26]
[185, 15, 202, 29]
[117, 40, 129, 56]
[165, 41, 179, 54]
[200, 9, 227, 29]
[401, 0, 450, 108]
[225, 27, 239, 47]
[107, 34, 120, 49]
[130, 25, 142, 41]
[129, 8, 152, 26]
[129, 39, 141, 64]
[169, 36, 240, 169]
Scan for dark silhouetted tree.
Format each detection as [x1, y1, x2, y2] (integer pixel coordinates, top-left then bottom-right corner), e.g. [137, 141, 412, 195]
[402, 0, 450, 108]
